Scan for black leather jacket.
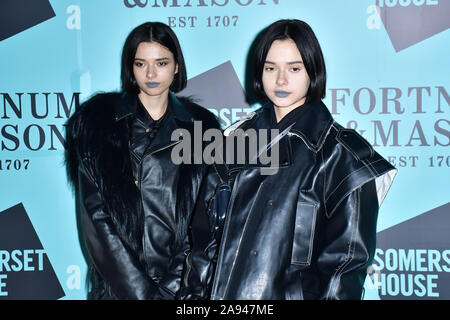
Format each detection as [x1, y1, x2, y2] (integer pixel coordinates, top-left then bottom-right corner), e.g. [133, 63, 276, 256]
[65, 92, 220, 299]
[180, 101, 397, 300]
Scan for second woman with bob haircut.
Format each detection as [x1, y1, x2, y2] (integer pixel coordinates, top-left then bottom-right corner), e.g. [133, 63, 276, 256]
[65, 22, 220, 300]
[180, 19, 396, 300]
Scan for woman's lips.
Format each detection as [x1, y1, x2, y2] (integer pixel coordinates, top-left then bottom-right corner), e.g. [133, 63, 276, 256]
[274, 91, 291, 98]
[146, 82, 160, 88]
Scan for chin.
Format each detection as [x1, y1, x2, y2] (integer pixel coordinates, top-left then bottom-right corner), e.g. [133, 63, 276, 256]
[270, 98, 295, 108]
[271, 96, 306, 109]
[140, 88, 165, 97]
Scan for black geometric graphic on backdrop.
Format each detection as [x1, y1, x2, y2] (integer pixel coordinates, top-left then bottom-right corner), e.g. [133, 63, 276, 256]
[0, 203, 65, 300]
[375, 202, 450, 300]
[0, 0, 56, 41]
[377, 1, 450, 52]
[177, 60, 251, 128]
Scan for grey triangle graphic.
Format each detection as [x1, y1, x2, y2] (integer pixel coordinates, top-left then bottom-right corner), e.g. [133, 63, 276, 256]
[378, 1, 450, 52]
[177, 61, 251, 127]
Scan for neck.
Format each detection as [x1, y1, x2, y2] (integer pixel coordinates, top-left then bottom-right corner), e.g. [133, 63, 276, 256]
[273, 101, 305, 123]
[138, 91, 170, 120]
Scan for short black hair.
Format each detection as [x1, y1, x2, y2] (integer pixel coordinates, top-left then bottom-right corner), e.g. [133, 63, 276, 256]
[121, 22, 187, 94]
[253, 19, 326, 103]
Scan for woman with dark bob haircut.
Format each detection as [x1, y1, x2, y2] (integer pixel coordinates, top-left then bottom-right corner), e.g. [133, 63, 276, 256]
[179, 19, 396, 300]
[65, 22, 220, 300]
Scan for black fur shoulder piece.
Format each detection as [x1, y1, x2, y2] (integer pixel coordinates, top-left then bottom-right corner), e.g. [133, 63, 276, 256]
[64, 92, 143, 299]
[65, 92, 123, 191]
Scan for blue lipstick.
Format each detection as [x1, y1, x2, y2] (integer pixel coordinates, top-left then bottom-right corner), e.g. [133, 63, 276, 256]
[146, 82, 160, 88]
[274, 91, 291, 98]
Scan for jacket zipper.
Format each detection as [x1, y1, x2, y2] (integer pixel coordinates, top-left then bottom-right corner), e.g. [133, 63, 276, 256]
[136, 140, 182, 270]
[136, 140, 182, 188]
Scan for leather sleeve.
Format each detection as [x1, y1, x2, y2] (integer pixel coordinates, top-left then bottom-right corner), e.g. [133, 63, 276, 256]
[178, 166, 223, 300]
[317, 179, 379, 300]
[78, 157, 174, 300]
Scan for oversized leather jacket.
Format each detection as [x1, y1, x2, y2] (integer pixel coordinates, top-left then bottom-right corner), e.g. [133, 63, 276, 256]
[180, 101, 397, 300]
[65, 92, 220, 299]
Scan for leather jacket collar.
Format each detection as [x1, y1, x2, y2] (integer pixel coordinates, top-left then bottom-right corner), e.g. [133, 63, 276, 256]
[223, 100, 335, 173]
[260, 100, 334, 153]
[113, 91, 195, 156]
[113, 91, 193, 123]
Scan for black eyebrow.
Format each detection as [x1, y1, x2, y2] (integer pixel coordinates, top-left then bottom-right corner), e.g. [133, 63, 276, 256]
[264, 60, 304, 65]
[134, 57, 170, 61]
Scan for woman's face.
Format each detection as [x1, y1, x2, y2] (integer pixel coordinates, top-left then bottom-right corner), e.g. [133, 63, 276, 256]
[133, 41, 178, 98]
[262, 39, 310, 110]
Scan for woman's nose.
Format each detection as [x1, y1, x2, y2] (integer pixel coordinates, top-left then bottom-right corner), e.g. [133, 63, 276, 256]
[146, 65, 156, 78]
[276, 70, 287, 86]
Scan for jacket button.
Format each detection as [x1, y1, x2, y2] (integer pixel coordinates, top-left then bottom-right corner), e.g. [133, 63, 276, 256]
[268, 200, 273, 206]
[252, 250, 258, 256]
[146, 128, 150, 133]
[134, 180, 138, 186]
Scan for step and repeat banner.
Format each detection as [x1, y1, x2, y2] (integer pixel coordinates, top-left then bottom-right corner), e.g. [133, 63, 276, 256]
[0, 0, 449, 300]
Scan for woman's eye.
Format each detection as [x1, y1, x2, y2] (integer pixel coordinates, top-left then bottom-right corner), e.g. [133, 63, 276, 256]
[264, 67, 274, 72]
[290, 67, 301, 72]
[158, 61, 169, 67]
[134, 62, 144, 67]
